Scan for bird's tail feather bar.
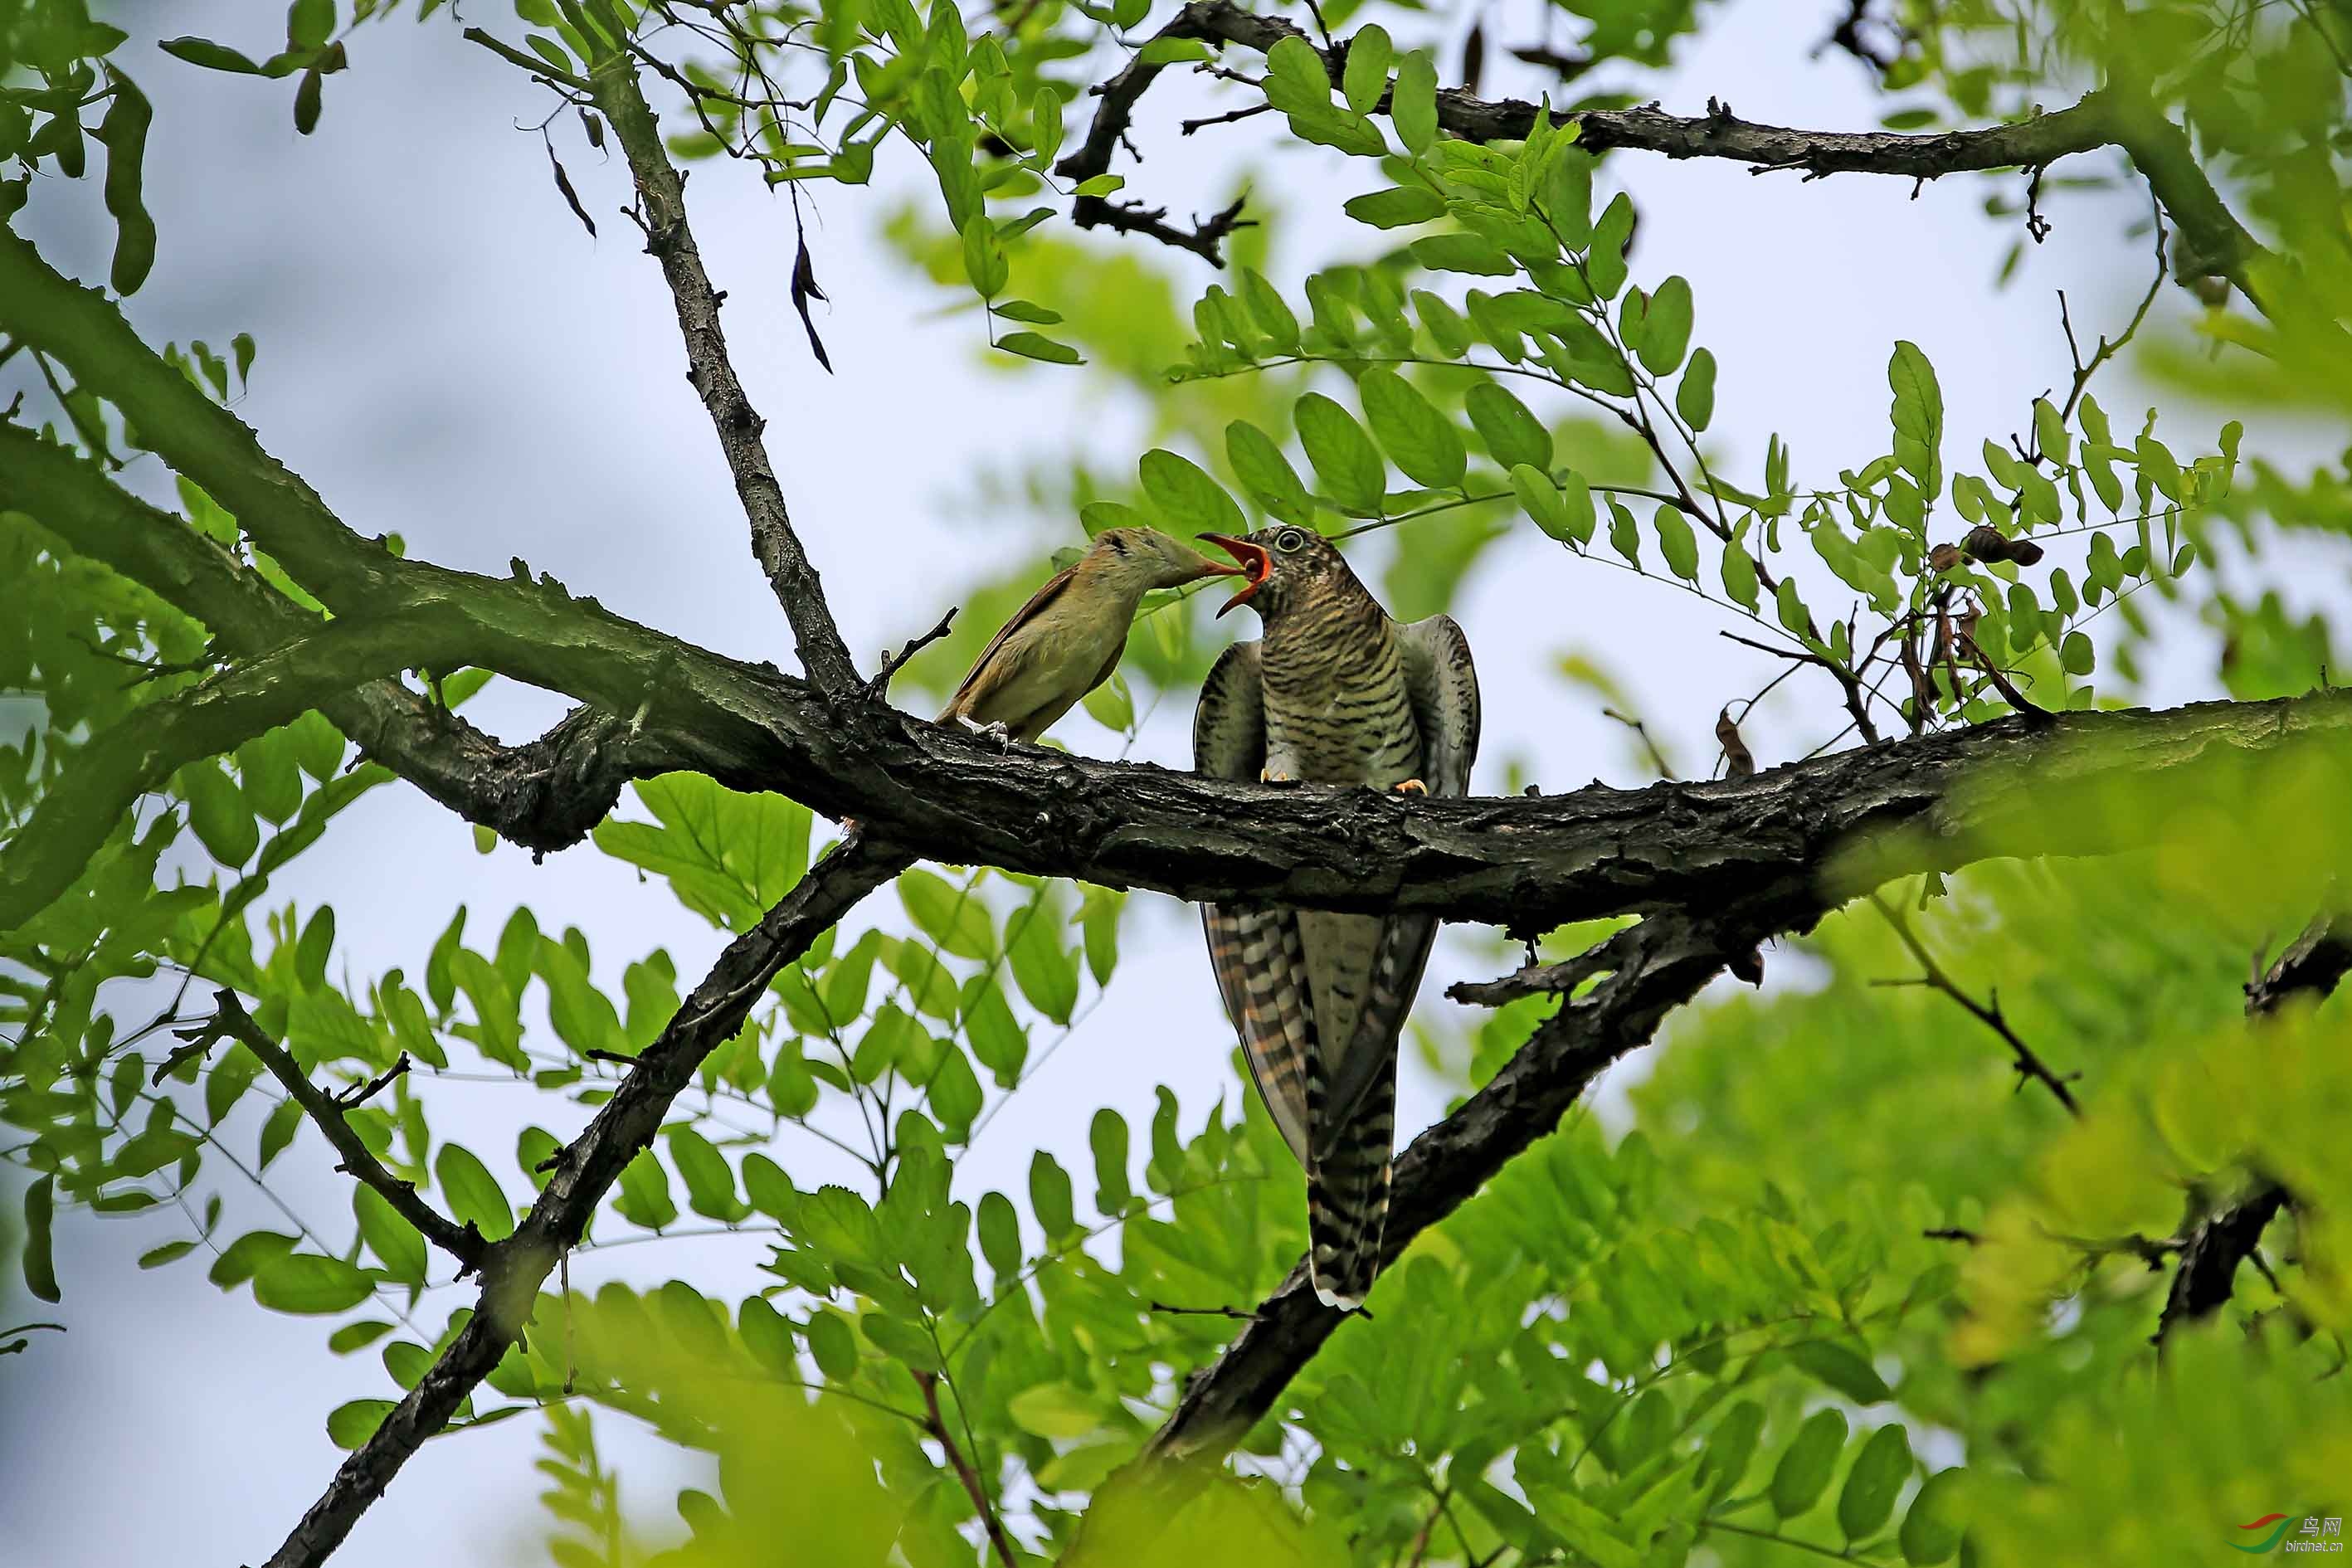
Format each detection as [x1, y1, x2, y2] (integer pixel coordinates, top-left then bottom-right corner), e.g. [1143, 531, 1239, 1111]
[1304, 1068, 1395, 1310]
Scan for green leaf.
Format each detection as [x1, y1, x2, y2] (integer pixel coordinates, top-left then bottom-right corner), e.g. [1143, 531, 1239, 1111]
[1226, 421, 1315, 524]
[1009, 1382, 1105, 1439]
[139, 1239, 198, 1269]
[1888, 339, 1944, 499]
[1295, 392, 1386, 514]
[992, 299, 1062, 325]
[1543, 149, 1595, 246]
[1838, 1423, 1914, 1541]
[1720, 536, 1760, 610]
[1074, 173, 1125, 197]
[1410, 233, 1517, 277]
[805, 1310, 858, 1379]
[328, 1399, 395, 1450]
[898, 869, 994, 961]
[1788, 1339, 1894, 1404]
[1139, 448, 1246, 536]
[353, 1185, 426, 1288]
[435, 1144, 514, 1241]
[327, 1319, 396, 1354]
[1090, 1108, 1132, 1214]
[616, 1147, 677, 1231]
[161, 37, 268, 73]
[1770, 1408, 1848, 1517]
[180, 760, 258, 867]
[978, 1191, 1021, 1278]
[1628, 275, 1692, 374]
[1697, 1400, 1765, 1504]
[1239, 269, 1300, 353]
[1775, 576, 1809, 638]
[1899, 1468, 1967, 1565]
[2033, 397, 2070, 464]
[668, 1126, 749, 1222]
[1343, 186, 1444, 229]
[997, 331, 1083, 365]
[1678, 347, 1717, 431]
[253, 1252, 373, 1314]
[1511, 464, 1571, 543]
[960, 215, 1006, 299]
[22, 1176, 58, 1303]
[594, 776, 809, 931]
[1586, 192, 1634, 299]
[1357, 368, 1466, 489]
[2062, 630, 2095, 675]
[1030, 85, 1063, 165]
[96, 74, 155, 295]
[1654, 504, 1700, 582]
[1558, 471, 1597, 543]
[1264, 37, 1332, 110]
[1030, 1150, 1077, 1240]
[1341, 24, 1391, 114]
[1391, 51, 1439, 153]
[1607, 498, 1640, 566]
[1008, 894, 1079, 1023]
[1465, 382, 1551, 470]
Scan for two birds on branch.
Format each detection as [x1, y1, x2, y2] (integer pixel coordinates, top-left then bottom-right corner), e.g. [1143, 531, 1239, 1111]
[937, 524, 1482, 1309]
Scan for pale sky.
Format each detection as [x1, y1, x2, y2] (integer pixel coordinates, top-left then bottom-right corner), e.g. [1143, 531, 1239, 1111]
[0, 2, 2290, 1562]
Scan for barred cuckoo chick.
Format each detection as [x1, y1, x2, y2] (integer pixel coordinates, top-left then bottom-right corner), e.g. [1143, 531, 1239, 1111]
[1193, 526, 1481, 1309]
[940, 527, 1238, 745]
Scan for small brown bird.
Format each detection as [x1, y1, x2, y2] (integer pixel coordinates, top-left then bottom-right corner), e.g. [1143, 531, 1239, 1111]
[938, 527, 1239, 744]
[1194, 526, 1480, 1310]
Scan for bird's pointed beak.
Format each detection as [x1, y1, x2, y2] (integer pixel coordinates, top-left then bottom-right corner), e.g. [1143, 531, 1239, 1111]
[1199, 533, 1271, 617]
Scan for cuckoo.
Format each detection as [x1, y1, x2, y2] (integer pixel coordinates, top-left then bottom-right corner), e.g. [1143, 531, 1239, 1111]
[1194, 525, 1481, 1308]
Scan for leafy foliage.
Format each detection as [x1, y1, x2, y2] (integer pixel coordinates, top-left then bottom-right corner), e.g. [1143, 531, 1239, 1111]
[6, 0, 2352, 1563]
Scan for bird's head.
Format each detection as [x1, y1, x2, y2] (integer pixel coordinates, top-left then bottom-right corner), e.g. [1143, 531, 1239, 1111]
[1087, 527, 1246, 592]
[1197, 526, 1348, 620]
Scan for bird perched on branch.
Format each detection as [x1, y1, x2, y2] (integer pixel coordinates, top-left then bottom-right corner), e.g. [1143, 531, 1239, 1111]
[1193, 526, 1480, 1309]
[938, 527, 1239, 745]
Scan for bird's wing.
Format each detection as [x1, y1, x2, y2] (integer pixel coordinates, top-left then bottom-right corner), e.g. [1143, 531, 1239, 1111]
[1195, 643, 1315, 1167]
[938, 562, 1079, 722]
[1397, 614, 1483, 798]
[1309, 616, 1483, 1160]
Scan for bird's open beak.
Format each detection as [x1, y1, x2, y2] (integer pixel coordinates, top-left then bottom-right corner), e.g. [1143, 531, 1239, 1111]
[1199, 533, 1271, 617]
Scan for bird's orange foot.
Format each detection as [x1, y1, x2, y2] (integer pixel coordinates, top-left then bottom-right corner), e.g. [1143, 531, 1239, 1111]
[1260, 767, 1298, 786]
[1391, 778, 1428, 795]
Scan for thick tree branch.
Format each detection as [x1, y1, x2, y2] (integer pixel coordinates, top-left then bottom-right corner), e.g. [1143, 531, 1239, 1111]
[584, 48, 861, 694]
[0, 611, 489, 932]
[0, 226, 398, 612]
[193, 991, 486, 1271]
[1061, 0, 2263, 299]
[1139, 903, 1770, 1463]
[0, 423, 647, 858]
[2156, 909, 2352, 1342]
[261, 832, 907, 1568]
[7, 444, 2350, 943]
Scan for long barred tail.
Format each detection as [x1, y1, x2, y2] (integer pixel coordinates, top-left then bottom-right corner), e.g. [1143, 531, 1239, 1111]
[1304, 1060, 1395, 1311]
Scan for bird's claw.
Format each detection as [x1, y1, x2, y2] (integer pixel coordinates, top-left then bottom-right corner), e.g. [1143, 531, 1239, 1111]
[1391, 778, 1428, 795]
[958, 715, 1015, 752]
[1259, 767, 1298, 786]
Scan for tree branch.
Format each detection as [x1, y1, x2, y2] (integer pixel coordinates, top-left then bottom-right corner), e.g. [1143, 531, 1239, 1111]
[0, 226, 400, 612]
[914, 1371, 1019, 1568]
[1137, 903, 1767, 1464]
[1868, 894, 2082, 1117]
[584, 48, 862, 694]
[0, 424, 649, 859]
[261, 831, 908, 1568]
[7, 446, 2350, 947]
[192, 991, 486, 1271]
[2156, 908, 2352, 1342]
[0, 610, 490, 932]
[1060, 0, 2264, 301]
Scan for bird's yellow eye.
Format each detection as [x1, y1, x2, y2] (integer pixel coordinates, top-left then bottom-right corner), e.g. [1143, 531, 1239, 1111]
[1273, 528, 1307, 553]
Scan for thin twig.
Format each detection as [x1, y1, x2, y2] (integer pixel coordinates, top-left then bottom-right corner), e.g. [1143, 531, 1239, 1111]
[914, 1371, 1019, 1568]
[191, 991, 489, 1268]
[869, 606, 957, 702]
[1868, 896, 2081, 1116]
